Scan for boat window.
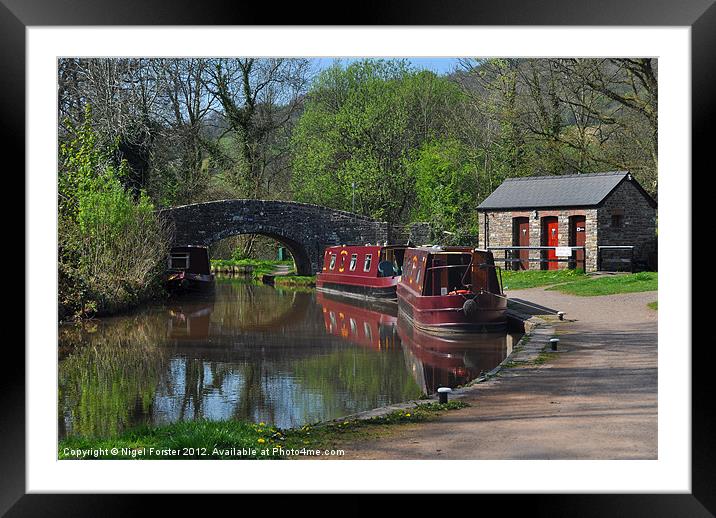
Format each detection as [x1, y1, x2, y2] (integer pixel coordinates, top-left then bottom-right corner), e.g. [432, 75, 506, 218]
[339, 254, 347, 271]
[329, 254, 337, 270]
[363, 254, 372, 272]
[416, 266, 421, 284]
[378, 260, 395, 277]
[169, 253, 190, 270]
[349, 253, 358, 271]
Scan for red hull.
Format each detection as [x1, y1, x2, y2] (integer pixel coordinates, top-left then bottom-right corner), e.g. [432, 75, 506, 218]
[397, 284, 507, 332]
[316, 274, 399, 301]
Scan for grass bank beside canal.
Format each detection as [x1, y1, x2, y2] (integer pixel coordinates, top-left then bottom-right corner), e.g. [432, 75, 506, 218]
[501, 269, 585, 290]
[502, 269, 657, 296]
[274, 275, 316, 287]
[58, 401, 468, 460]
[211, 259, 294, 277]
[211, 259, 316, 287]
[547, 271, 657, 296]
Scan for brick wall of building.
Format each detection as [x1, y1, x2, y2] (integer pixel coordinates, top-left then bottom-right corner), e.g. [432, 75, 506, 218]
[478, 209, 598, 271]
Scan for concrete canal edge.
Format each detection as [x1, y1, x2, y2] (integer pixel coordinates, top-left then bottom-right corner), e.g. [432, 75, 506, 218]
[319, 309, 557, 425]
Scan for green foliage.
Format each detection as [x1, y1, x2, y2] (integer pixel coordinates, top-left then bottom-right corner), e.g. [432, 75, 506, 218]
[58, 105, 170, 320]
[230, 246, 248, 262]
[409, 139, 479, 244]
[291, 60, 465, 223]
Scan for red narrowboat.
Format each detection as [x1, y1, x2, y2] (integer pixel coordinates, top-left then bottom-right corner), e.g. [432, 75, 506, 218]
[316, 244, 407, 302]
[164, 246, 215, 294]
[397, 246, 507, 332]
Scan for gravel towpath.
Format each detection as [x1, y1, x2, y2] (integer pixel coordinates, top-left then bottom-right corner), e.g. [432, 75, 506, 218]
[331, 287, 658, 460]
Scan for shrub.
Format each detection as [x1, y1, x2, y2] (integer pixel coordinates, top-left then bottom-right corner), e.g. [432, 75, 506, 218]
[58, 106, 171, 319]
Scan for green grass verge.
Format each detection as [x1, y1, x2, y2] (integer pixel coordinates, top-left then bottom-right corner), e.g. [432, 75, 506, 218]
[211, 259, 295, 279]
[647, 301, 658, 310]
[274, 275, 316, 287]
[58, 401, 469, 460]
[501, 269, 585, 290]
[547, 271, 657, 296]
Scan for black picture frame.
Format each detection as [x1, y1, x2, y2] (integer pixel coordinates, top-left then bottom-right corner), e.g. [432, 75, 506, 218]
[7, 0, 708, 512]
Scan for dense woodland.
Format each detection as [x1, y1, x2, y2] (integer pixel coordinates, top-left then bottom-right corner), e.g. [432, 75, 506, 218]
[57, 57, 657, 318]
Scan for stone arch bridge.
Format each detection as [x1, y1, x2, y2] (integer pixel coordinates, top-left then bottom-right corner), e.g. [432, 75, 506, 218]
[160, 200, 430, 275]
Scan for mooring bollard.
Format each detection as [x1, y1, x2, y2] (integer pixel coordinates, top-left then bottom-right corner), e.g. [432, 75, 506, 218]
[557, 311, 565, 321]
[437, 387, 452, 404]
[550, 338, 559, 351]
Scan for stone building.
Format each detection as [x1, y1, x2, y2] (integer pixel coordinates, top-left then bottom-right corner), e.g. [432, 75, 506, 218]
[476, 172, 657, 272]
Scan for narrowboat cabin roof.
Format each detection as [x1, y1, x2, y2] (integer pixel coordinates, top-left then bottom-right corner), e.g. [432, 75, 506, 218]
[400, 246, 503, 296]
[408, 245, 493, 254]
[167, 246, 211, 275]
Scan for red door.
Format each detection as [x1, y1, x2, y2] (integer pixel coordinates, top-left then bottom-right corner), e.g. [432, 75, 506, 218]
[513, 217, 530, 270]
[542, 217, 559, 270]
[570, 216, 586, 270]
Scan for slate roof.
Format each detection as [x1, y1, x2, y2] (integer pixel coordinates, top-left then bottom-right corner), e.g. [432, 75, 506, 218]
[477, 171, 656, 210]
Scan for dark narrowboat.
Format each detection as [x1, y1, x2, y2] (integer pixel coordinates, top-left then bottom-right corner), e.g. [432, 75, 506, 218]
[164, 246, 215, 294]
[316, 244, 407, 302]
[397, 246, 507, 332]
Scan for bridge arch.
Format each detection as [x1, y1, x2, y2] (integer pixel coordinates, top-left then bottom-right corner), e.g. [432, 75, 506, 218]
[210, 223, 314, 275]
[159, 200, 427, 275]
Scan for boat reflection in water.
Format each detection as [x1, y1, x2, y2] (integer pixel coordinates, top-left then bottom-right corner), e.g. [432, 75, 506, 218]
[167, 304, 213, 341]
[396, 314, 515, 394]
[316, 292, 518, 395]
[316, 292, 398, 351]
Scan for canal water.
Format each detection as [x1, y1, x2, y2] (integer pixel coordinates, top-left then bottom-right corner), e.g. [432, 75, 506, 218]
[58, 277, 520, 439]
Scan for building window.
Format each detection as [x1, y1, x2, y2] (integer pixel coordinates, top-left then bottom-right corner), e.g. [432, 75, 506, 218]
[363, 254, 372, 272]
[169, 253, 189, 270]
[611, 214, 623, 228]
[329, 254, 336, 270]
[349, 253, 358, 271]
